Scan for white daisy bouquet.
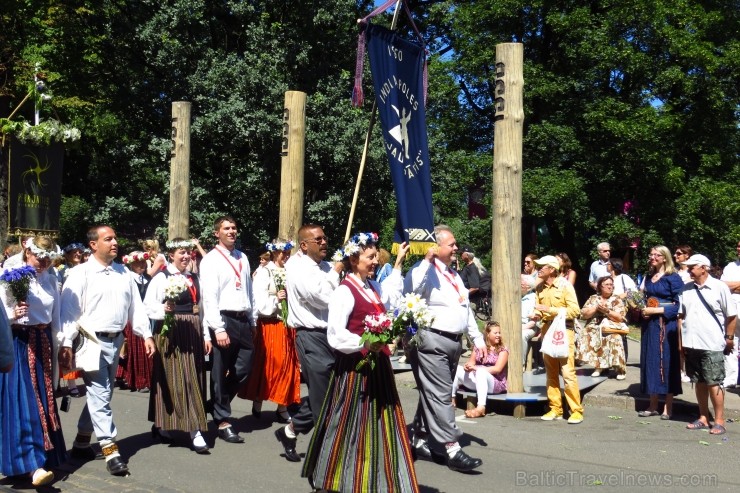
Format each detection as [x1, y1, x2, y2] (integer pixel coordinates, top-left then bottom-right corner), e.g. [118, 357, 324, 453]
[392, 293, 434, 347]
[272, 267, 288, 321]
[161, 275, 190, 336]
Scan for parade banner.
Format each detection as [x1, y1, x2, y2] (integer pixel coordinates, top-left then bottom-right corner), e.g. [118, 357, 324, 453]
[365, 23, 435, 254]
[6, 136, 64, 235]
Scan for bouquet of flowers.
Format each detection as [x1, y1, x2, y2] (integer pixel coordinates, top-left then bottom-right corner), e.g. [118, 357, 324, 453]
[161, 275, 190, 336]
[272, 267, 288, 322]
[0, 265, 37, 324]
[624, 290, 645, 324]
[356, 313, 394, 370]
[392, 293, 435, 347]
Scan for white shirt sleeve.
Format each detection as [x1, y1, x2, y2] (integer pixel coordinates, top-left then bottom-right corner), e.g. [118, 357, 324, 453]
[327, 284, 362, 353]
[143, 272, 167, 320]
[253, 267, 278, 317]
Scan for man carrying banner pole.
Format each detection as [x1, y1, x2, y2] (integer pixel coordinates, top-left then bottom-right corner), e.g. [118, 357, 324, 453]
[404, 225, 486, 472]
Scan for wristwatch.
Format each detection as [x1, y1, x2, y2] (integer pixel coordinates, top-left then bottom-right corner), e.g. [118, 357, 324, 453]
[726, 334, 735, 340]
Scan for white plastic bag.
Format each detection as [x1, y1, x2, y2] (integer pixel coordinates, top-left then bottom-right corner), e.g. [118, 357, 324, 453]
[541, 310, 569, 358]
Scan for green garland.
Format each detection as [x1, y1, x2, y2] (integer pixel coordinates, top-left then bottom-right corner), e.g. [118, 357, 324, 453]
[0, 118, 81, 146]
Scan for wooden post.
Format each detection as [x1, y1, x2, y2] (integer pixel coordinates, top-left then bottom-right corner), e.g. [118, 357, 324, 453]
[279, 91, 306, 241]
[491, 43, 525, 417]
[168, 102, 191, 240]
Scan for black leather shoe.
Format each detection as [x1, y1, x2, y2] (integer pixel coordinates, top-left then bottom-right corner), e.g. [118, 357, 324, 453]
[71, 446, 103, 461]
[151, 425, 172, 444]
[217, 426, 245, 444]
[106, 456, 129, 476]
[411, 440, 447, 465]
[447, 450, 482, 472]
[274, 427, 301, 462]
[192, 442, 210, 454]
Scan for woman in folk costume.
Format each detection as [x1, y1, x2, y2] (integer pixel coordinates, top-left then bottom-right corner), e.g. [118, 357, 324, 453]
[143, 239, 211, 454]
[116, 251, 154, 392]
[0, 237, 66, 486]
[302, 232, 417, 493]
[239, 239, 299, 423]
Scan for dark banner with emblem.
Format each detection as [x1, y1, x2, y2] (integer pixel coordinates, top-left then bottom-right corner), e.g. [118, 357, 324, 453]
[6, 136, 64, 235]
[366, 23, 435, 253]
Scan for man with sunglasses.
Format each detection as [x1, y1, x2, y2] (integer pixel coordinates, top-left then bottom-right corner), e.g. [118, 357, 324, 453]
[275, 224, 343, 463]
[589, 242, 612, 291]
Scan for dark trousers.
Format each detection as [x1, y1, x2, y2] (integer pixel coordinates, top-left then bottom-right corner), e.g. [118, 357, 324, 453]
[209, 314, 253, 424]
[291, 329, 335, 435]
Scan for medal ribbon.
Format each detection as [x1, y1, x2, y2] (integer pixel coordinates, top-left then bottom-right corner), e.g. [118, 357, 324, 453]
[214, 246, 243, 285]
[345, 275, 385, 314]
[434, 260, 465, 303]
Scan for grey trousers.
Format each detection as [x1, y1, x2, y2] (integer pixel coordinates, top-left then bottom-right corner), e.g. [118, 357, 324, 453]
[79, 332, 124, 441]
[409, 330, 463, 449]
[291, 329, 335, 435]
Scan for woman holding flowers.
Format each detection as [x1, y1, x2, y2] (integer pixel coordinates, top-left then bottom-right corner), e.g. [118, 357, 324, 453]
[143, 239, 211, 454]
[0, 236, 66, 486]
[302, 233, 417, 492]
[239, 239, 299, 423]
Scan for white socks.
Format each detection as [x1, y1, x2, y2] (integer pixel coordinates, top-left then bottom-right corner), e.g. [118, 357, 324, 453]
[446, 442, 461, 458]
[190, 430, 206, 448]
[284, 424, 297, 439]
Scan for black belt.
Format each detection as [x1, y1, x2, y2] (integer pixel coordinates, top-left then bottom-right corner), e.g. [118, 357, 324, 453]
[97, 331, 121, 339]
[423, 327, 462, 342]
[221, 310, 249, 319]
[295, 326, 326, 332]
[11, 323, 50, 331]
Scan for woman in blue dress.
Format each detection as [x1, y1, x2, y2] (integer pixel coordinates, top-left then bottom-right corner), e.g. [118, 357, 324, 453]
[638, 245, 684, 419]
[0, 237, 66, 486]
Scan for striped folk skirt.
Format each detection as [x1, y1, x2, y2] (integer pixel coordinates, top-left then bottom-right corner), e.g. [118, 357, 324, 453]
[148, 314, 207, 432]
[116, 322, 153, 391]
[302, 352, 418, 493]
[239, 318, 300, 406]
[0, 326, 67, 476]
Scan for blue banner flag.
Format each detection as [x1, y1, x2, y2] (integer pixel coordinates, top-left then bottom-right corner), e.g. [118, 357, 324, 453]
[365, 23, 435, 254]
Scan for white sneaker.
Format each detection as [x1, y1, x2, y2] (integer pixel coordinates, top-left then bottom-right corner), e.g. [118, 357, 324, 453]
[591, 370, 601, 377]
[616, 373, 626, 380]
[31, 468, 54, 487]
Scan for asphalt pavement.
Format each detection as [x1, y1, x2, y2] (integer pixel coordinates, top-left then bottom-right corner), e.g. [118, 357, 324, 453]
[2, 338, 739, 492]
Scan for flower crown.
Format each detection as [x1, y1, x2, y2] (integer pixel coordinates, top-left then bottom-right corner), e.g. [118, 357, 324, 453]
[166, 239, 195, 250]
[331, 232, 379, 261]
[266, 240, 294, 252]
[24, 238, 62, 260]
[122, 252, 150, 265]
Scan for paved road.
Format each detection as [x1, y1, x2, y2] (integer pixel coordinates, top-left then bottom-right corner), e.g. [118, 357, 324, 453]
[2, 366, 738, 493]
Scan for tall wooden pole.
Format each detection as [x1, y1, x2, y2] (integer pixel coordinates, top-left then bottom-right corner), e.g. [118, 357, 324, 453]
[168, 102, 191, 240]
[278, 91, 306, 241]
[491, 43, 525, 416]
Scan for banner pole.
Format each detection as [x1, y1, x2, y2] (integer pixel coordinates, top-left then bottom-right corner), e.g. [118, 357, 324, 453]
[344, 0, 403, 243]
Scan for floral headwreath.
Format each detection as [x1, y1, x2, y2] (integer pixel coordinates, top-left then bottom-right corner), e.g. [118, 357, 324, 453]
[266, 240, 294, 252]
[122, 252, 150, 265]
[165, 239, 195, 250]
[331, 232, 379, 262]
[24, 238, 62, 260]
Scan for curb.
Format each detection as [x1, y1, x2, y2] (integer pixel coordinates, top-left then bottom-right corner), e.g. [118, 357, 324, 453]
[584, 391, 740, 417]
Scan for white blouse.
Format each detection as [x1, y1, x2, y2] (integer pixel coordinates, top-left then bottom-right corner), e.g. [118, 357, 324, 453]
[143, 265, 209, 341]
[327, 271, 404, 354]
[0, 267, 61, 343]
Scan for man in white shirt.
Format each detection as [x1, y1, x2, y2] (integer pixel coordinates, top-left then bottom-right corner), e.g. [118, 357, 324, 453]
[720, 240, 740, 388]
[274, 224, 342, 463]
[58, 225, 155, 476]
[200, 216, 258, 445]
[404, 225, 486, 473]
[589, 242, 611, 291]
[680, 254, 736, 435]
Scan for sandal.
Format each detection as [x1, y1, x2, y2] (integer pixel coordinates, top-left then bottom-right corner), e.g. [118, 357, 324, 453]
[637, 410, 659, 417]
[464, 406, 486, 418]
[709, 424, 727, 435]
[686, 419, 710, 430]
